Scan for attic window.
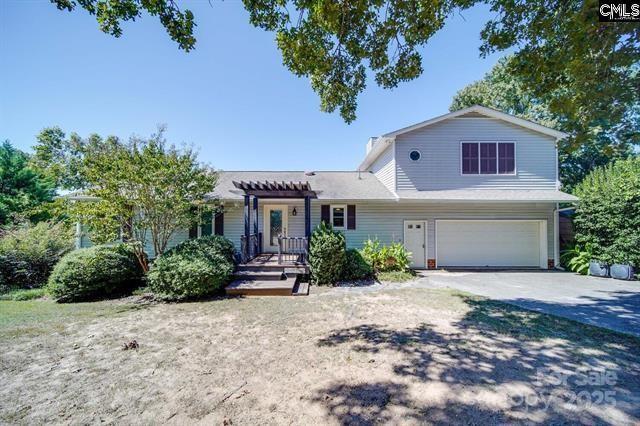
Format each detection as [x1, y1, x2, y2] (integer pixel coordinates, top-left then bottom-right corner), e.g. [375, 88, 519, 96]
[409, 150, 421, 161]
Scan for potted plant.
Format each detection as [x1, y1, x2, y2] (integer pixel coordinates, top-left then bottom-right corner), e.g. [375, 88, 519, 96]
[588, 260, 610, 278]
[610, 263, 635, 281]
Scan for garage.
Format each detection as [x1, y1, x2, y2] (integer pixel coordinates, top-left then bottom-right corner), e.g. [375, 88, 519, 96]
[436, 220, 547, 268]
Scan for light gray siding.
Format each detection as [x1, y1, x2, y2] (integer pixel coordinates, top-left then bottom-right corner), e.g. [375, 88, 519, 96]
[394, 117, 557, 191]
[225, 200, 555, 262]
[80, 199, 556, 266]
[79, 225, 193, 258]
[369, 143, 395, 192]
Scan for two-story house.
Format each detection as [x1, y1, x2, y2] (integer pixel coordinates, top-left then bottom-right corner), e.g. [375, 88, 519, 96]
[77, 105, 577, 271]
[205, 105, 577, 270]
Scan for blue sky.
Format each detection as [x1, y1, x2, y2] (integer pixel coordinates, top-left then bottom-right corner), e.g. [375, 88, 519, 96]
[1, 1, 506, 171]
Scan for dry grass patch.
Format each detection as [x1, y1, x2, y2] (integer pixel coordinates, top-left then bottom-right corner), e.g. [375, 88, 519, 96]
[1, 287, 639, 425]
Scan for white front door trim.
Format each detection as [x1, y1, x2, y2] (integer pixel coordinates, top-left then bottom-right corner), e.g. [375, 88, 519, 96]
[263, 205, 289, 253]
[403, 220, 427, 269]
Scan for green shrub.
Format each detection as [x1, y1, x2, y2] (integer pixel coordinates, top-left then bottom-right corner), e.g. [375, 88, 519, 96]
[147, 235, 235, 300]
[361, 239, 411, 272]
[573, 157, 640, 267]
[47, 244, 145, 302]
[560, 244, 593, 275]
[0, 288, 46, 301]
[309, 222, 346, 285]
[342, 249, 373, 281]
[0, 222, 74, 291]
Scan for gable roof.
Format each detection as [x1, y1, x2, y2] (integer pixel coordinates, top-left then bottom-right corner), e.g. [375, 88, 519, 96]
[359, 105, 568, 171]
[210, 171, 396, 201]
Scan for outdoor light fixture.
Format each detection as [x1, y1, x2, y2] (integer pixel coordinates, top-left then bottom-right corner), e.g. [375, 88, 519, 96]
[292, 207, 297, 216]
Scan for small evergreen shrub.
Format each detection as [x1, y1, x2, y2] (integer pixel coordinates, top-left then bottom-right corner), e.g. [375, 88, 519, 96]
[361, 239, 411, 272]
[0, 222, 74, 291]
[573, 157, 640, 267]
[47, 244, 145, 302]
[309, 222, 346, 285]
[342, 248, 373, 281]
[147, 235, 235, 300]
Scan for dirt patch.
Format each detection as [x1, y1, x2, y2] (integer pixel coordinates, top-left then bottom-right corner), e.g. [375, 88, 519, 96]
[1, 286, 639, 425]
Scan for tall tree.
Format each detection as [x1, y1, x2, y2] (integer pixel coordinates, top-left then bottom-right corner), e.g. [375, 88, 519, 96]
[0, 141, 55, 225]
[50, 0, 639, 124]
[70, 127, 218, 270]
[451, 56, 639, 191]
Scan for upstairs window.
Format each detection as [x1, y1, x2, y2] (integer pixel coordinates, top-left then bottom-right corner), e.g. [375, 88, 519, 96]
[462, 142, 515, 175]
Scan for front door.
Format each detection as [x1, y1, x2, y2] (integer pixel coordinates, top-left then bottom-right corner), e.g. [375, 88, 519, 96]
[404, 220, 426, 269]
[263, 205, 288, 252]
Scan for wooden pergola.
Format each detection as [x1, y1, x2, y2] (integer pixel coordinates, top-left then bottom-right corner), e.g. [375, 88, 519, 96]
[232, 180, 317, 261]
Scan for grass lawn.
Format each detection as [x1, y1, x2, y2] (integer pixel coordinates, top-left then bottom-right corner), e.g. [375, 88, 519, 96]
[1, 285, 639, 425]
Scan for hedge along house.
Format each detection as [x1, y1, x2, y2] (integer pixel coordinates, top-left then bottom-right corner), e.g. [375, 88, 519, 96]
[75, 106, 577, 294]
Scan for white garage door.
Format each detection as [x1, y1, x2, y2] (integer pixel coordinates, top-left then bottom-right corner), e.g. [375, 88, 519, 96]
[436, 220, 546, 268]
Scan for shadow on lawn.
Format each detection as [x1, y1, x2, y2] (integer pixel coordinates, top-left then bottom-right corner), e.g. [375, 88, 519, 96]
[502, 289, 640, 337]
[312, 296, 640, 425]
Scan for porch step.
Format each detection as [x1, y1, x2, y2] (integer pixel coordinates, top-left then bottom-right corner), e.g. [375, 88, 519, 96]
[292, 280, 309, 296]
[232, 270, 284, 281]
[226, 276, 297, 296]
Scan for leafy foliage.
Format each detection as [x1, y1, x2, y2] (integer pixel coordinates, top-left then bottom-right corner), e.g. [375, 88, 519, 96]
[342, 248, 373, 281]
[309, 222, 346, 285]
[573, 157, 640, 267]
[0, 141, 55, 225]
[47, 244, 145, 302]
[0, 222, 74, 291]
[0, 288, 47, 301]
[147, 235, 236, 300]
[560, 244, 593, 275]
[51, 1, 639, 126]
[361, 239, 411, 272]
[451, 56, 639, 191]
[42, 126, 220, 270]
[51, 0, 196, 51]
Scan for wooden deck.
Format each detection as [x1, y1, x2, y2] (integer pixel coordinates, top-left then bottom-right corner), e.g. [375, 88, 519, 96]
[225, 254, 309, 296]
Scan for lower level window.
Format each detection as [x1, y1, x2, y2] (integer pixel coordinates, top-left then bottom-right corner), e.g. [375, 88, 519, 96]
[331, 205, 345, 229]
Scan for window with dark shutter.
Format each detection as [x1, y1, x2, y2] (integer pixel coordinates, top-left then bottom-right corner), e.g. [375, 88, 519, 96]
[347, 205, 356, 230]
[214, 212, 224, 236]
[321, 205, 330, 225]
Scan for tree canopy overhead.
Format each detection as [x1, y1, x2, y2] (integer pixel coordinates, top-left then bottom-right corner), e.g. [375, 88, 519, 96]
[50, 0, 639, 125]
[451, 56, 639, 191]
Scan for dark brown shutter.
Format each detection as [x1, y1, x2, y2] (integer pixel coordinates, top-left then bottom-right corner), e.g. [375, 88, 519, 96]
[347, 205, 356, 230]
[188, 223, 198, 239]
[214, 212, 224, 236]
[321, 205, 330, 225]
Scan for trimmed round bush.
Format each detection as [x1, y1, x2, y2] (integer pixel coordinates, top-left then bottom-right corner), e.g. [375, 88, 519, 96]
[309, 222, 346, 285]
[342, 249, 373, 281]
[47, 244, 145, 303]
[147, 235, 235, 300]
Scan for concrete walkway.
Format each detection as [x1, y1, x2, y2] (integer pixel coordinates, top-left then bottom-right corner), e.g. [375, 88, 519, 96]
[414, 270, 640, 337]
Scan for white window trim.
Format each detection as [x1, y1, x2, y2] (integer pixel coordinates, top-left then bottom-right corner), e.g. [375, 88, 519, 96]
[459, 141, 517, 176]
[330, 205, 347, 230]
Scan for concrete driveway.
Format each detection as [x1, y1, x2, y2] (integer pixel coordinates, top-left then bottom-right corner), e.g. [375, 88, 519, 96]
[416, 270, 640, 337]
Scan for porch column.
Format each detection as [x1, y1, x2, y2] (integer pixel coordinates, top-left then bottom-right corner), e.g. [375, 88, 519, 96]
[304, 195, 311, 238]
[244, 195, 251, 257]
[253, 196, 260, 253]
